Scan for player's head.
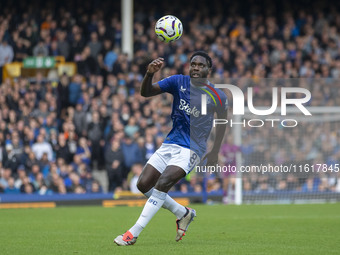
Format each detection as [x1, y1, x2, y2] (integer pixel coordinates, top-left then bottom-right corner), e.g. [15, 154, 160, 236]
[189, 51, 212, 79]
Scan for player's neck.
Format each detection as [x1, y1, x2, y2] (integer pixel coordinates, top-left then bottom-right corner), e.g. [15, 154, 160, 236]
[190, 78, 209, 88]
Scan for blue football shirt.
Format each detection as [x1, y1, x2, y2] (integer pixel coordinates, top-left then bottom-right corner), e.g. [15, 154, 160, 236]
[158, 74, 228, 158]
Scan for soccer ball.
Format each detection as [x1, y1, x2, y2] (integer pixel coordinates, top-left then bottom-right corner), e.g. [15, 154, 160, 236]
[155, 15, 183, 43]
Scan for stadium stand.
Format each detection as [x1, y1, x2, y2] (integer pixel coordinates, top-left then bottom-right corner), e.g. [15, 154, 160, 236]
[0, 0, 339, 200]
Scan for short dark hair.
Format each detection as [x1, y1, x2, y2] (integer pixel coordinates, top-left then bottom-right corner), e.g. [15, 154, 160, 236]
[190, 51, 212, 68]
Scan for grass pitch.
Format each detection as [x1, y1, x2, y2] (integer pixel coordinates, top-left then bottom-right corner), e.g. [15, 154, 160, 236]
[0, 203, 339, 255]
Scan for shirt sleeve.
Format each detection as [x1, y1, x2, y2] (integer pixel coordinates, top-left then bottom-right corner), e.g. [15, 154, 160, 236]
[157, 75, 178, 95]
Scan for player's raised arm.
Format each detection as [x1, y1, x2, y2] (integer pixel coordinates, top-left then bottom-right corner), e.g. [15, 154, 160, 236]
[140, 57, 164, 97]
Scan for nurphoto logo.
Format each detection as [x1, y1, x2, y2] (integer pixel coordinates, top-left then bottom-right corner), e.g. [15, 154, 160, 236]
[201, 84, 312, 128]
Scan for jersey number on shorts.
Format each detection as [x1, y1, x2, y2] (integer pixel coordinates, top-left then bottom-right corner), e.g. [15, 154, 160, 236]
[188, 152, 199, 173]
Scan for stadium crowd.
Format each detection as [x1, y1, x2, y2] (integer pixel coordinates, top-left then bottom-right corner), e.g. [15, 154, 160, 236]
[0, 0, 340, 196]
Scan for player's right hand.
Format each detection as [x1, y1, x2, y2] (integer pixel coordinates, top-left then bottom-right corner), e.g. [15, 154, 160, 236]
[147, 57, 164, 74]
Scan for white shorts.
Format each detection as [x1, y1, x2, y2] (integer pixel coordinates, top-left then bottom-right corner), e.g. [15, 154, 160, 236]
[147, 143, 200, 175]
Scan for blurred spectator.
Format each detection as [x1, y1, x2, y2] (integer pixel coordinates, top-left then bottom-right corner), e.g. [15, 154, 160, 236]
[13, 38, 29, 61]
[87, 111, 104, 168]
[302, 178, 320, 192]
[136, 137, 147, 164]
[144, 134, 156, 161]
[68, 74, 82, 107]
[121, 135, 143, 177]
[57, 74, 70, 117]
[73, 101, 87, 137]
[49, 40, 60, 57]
[25, 150, 39, 172]
[124, 117, 139, 138]
[100, 39, 117, 73]
[0, 168, 11, 190]
[105, 139, 124, 191]
[14, 167, 27, 189]
[76, 46, 98, 77]
[56, 133, 72, 164]
[57, 30, 70, 60]
[91, 180, 102, 193]
[0, 39, 14, 84]
[70, 29, 86, 61]
[4, 177, 20, 194]
[31, 100, 49, 119]
[32, 134, 53, 161]
[129, 163, 143, 194]
[2, 144, 22, 173]
[33, 40, 49, 57]
[20, 176, 36, 194]
[76, 137, 91, 166]
[28, 163, 41, 182]
[87, 31, 102, 58]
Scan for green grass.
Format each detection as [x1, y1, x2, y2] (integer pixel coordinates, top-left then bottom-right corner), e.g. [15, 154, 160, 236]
[0, 203, 339, 255]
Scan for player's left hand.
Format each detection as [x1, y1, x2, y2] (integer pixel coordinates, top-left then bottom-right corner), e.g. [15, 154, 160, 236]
[202, 151, 218, 166]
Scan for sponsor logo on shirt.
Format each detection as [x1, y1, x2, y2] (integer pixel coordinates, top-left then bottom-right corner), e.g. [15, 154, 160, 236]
[179, 99, 200, 117]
